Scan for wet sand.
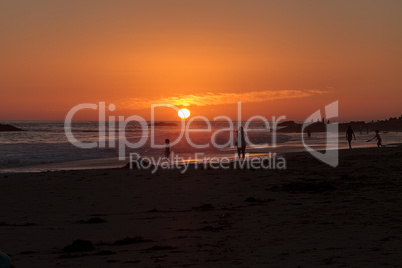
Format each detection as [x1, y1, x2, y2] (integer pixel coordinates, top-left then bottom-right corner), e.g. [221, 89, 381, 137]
[0, 145, 401, 267]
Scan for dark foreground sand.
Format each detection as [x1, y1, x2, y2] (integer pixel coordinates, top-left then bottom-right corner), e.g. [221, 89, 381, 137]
[1, 145, 402, 267]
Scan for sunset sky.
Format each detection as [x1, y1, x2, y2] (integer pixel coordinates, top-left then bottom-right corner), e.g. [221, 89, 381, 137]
[1, 0, 401, 121]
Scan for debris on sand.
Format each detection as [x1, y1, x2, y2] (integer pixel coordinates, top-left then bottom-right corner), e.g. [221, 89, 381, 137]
[280, 181, 336, 193]
[93, 250, 116, 256]
[97, 236, 152, 246]
[75, 217, 107, 224]
[58, 250, 116, 259]
[244, 197, 275, 203]
[112, 236, 151, 245]
[340, 174, 351, 180]
[145, 245, 177, 251]
[123, 260, 141, 264]
[147, 209, 160, 213]
[192, 204, 215, 211]
[62, 239, 95, 253]
[0, 221, 36, 227]
[58, 253, 84, 259]
[200, 226, 224, 232]
[19, 251, 37, 255]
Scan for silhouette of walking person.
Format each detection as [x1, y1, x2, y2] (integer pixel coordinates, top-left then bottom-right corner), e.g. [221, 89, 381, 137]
[236, 126, 246, 159]
[346, 125, 356, 149]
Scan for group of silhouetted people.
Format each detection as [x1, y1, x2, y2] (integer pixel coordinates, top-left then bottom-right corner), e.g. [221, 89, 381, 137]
[162, 125, 384, 161]
[346, 126, 383, 149]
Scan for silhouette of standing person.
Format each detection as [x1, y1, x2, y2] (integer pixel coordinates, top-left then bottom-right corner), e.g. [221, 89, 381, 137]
[307, 129, 311, 138]
[368, 130, 384, 147]
[236, 126, 246, 159]
[164, 139, 171, 158]
[346, 125, 356, 149]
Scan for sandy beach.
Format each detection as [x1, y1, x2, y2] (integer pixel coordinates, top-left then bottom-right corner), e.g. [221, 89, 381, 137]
[0, 145, 401, 267]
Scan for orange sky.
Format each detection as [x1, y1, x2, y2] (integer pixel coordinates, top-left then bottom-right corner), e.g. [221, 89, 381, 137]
[1, 0, 401, 121]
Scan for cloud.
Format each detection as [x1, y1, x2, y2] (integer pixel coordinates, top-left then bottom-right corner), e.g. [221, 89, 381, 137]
[120, 89, 329, 110]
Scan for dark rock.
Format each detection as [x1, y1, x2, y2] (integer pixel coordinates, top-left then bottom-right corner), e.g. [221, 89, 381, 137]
[0, 124, 24, 132]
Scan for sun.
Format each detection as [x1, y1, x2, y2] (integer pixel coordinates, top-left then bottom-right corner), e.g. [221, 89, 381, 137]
[178, 108, 190, 119]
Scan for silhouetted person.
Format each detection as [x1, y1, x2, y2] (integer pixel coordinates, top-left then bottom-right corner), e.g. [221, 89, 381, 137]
[164, 139, 171, 158]
[307, 129, 311, 138]
[236, 126, 246, 159]
[346, 125, 356, 149]
[368, 130, 384, 147]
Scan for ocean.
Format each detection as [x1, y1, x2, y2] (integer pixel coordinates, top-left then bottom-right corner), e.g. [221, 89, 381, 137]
[0, 121, 400, 172]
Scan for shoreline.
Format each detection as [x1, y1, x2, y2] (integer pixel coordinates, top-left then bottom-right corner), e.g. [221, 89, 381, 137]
[2, 142, 401, 174]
